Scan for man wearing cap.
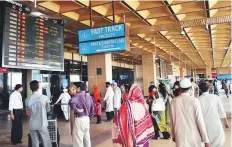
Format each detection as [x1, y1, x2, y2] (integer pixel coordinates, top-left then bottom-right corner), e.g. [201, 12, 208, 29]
[112, 82, 122, 114]
[170, 78, 210, 147]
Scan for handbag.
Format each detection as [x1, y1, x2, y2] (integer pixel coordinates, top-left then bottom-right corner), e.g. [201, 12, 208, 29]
[152, 98, 165, 111]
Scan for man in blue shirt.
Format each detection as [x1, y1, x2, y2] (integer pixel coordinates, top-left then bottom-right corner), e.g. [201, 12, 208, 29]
[69, 82, 94, 147]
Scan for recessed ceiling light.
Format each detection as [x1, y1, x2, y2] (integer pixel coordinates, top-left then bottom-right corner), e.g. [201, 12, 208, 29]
[180, 26, 185, 36]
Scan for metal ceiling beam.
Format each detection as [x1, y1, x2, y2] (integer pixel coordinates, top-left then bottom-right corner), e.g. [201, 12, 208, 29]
[120, 1, 151, 26]
[73, 0, 114, 25]
[158, 32, 198, 67]
[220, 40, 231, 67]
[121, 1, 194, 68]
[227, 62, 231, 67]
[102, 1, 222, 19]
[204, 0, 214, 68]
[183, 30, 206, 65]
[132, 6, 230, 20]
[73, 1, 112, 8]
[135, 35, 193, 68]
[169, 50, 228, 53]
[130, 16, 232, 34]
[160, 0, 199, 67]
[163, 0, 206, 66]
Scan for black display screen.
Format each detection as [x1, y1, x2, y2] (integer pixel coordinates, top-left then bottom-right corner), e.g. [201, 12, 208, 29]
[1, 1, 64, 71]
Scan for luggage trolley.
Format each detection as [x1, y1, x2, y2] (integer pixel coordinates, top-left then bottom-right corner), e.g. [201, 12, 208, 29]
[28, 105, 60, 147]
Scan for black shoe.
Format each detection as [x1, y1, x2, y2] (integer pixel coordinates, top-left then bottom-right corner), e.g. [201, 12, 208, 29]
[18, 141, 22, 144]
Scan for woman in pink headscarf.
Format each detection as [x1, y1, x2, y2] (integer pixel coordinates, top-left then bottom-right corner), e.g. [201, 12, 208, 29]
[112, 84, 155, 147]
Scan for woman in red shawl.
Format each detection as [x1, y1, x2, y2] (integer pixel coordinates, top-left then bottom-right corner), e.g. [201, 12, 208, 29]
[93, 85, 101, 103]
[112, 84, 155, 147]
[122, 84, 131, 103]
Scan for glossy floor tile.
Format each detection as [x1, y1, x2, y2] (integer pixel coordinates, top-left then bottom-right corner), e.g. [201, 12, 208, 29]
[0, 93, 231, 147]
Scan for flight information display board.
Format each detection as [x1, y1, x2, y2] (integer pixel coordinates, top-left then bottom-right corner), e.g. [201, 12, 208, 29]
[1, 2, 64, 71]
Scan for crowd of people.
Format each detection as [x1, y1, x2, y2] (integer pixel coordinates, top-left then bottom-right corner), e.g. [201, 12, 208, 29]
[94, 78, 231, 147]
[8, 77, 231, 147]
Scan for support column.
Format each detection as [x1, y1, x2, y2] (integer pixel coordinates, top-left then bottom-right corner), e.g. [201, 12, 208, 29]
[180, 67, 184, 79]
[205, 65, 212, 78]
[183, 68, 187, 77]
[134, 65, 143, 90]
[172, 63, 180, 77]
[87, 54, 112, 94]
[142, 52, 156, 96]
[27, 70, 33, 97]
[166, 62, 173, 75]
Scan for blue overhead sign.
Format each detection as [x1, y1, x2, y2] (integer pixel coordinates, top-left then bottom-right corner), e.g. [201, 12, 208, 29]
[78, 24, 125, 42]
[217, 74, 232, 80]
[79, 37, 126, 55]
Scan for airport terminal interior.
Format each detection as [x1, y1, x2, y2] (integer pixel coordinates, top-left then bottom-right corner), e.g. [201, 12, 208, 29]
[0, 0, 231, 147]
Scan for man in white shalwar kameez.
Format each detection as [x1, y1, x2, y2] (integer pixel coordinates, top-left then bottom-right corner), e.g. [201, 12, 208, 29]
[55, 89, 71, 120]
[103, 82, 114, 121]
[170, 78, 210, 147]
[199, 82, 230, 147]
[112, 82, 122, 114]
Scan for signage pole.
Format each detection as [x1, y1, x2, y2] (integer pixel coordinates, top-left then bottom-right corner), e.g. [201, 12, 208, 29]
[112, 0, 115, 24]
[90, 1, 92, 28]
[72, 52, 74, 73]
[112, 0, 115, 81]
[185, 60, 186, 70]
[80, 56, 83, 81]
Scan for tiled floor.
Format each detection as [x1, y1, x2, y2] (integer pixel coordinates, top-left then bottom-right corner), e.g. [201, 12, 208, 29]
[0, 93, 231, 147]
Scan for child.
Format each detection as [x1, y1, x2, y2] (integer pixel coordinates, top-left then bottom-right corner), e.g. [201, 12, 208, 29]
[95, 100, 102, 124]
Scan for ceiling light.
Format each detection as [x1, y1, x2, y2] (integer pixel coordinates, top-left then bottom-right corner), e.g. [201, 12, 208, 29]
[205, 23, 209, 31]
[180, 26, 185, 36]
